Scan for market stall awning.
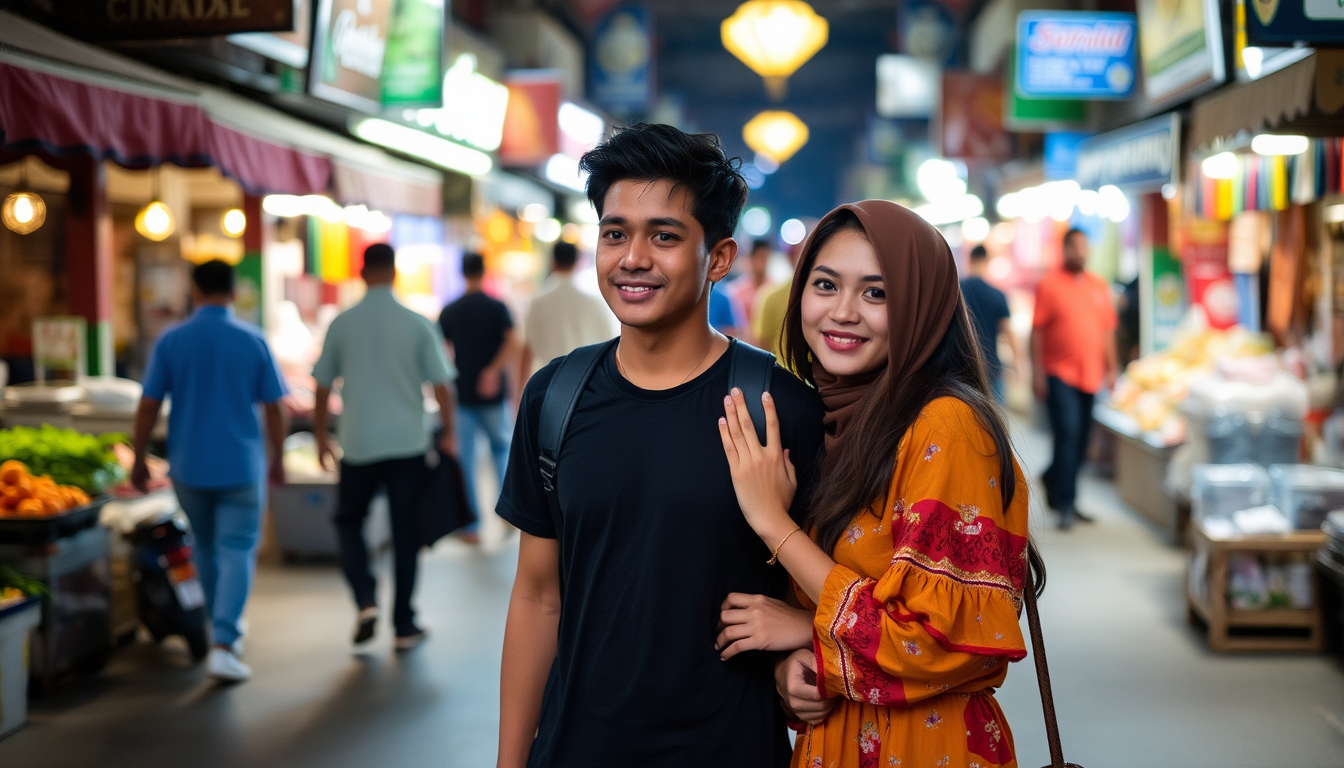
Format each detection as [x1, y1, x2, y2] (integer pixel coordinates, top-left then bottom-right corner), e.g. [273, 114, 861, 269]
[0, 61, 331, 195]
[0, 11, 442, 212]
[1190, 51, 1344, 151]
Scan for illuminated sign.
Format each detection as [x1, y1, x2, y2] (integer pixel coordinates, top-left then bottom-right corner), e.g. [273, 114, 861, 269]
[14, 0, 294, 40]
[1016, 12, 1137, 99]
[410, 54, 510, 151]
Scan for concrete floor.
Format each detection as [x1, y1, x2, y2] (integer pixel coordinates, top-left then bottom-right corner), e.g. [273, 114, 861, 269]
[2, 422, 1344, 767]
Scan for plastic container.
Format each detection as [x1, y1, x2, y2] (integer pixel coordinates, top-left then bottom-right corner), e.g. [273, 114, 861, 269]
[1191, 464, 1270, 524]
[0, 597, 41, 739]
[268, 482, 390, 559]
[1268, 465, 1344, 530]
[1182, 371, 1307, 466]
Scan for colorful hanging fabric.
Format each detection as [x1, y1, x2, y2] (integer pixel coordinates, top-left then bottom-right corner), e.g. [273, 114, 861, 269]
[1291, 142, 1318, 205]
[1245, 155, 1259, 212]
[1271, 156, 1289, 210]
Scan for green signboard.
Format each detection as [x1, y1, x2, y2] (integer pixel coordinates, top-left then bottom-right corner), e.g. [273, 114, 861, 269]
[1004, 45, 1087, 131]
[380, 0, 445, 107]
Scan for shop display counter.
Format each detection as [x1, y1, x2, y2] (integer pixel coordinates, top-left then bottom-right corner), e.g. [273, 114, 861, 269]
[1186, 522, 1326, 653]
[0, 596, 41, 739]
[1094, 405, 1184, 542]
[269, 478, 390, 560]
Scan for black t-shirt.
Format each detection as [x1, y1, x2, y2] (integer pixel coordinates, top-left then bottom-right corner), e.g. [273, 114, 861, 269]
[438, 292, 514, 406]
[960, 275, 1011, 373]
[497, 340, 825, 768]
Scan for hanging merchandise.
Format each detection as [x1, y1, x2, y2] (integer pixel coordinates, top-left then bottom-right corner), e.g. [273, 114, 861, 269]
[2, 160, 45, 235]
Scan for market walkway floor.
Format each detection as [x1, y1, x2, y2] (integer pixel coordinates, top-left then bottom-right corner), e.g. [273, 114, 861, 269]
[2, 422, 1344, 768]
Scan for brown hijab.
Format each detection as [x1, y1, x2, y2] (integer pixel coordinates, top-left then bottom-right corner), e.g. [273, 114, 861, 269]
[788, 200, 961, 460]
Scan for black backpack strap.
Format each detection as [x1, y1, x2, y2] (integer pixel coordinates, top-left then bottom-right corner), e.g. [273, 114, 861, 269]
[727, 339, 776, 445]
[537, 339, 616, 581]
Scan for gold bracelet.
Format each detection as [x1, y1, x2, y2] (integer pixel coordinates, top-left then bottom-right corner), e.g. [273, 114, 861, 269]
[767, 527, 803, 565]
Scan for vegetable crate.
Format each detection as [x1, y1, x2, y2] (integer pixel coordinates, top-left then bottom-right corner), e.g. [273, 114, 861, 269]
[1186, 522, 1327, 653]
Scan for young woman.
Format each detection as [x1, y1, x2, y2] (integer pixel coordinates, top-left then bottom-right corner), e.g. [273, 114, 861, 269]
[716, 200, 1045, 768]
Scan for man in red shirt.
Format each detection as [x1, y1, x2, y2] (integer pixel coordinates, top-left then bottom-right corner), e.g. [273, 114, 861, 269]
[1031, 228, 1118, 529]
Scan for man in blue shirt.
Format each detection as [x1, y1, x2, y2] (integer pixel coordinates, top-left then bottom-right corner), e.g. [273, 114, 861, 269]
[312, 243, 457, 651]
[132, 259, 288, 683]
[960, 245, 1019, 404]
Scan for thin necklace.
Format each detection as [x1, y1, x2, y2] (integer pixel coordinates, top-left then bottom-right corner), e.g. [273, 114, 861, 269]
[616, 338, 718, 387]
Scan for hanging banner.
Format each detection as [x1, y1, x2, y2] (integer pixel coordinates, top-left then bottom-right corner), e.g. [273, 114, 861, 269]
[939, 71, 1012, 162]
[1016, 12, 1137, 99]
[590, 6, 655, 113]
[1136, 0, 1226, 107]
[310, 0, 396, 112]
[14, 0, 295, 41]
[1075, 113, 1180, 192]
[380, 0, 447, 107]
[1004, 45, 1088, 130]
[1183, 219, 1237, 330]
[498, 72, 562, 167]
[1248, 0, 1344, 46]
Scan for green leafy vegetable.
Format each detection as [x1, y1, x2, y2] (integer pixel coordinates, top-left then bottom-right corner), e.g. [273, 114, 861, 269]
[0, 564, 48, 598]
[0, 426, 127, 494]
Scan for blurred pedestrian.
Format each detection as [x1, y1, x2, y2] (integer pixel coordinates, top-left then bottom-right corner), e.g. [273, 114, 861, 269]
[724, 238, 772, 340]
[496, 123, 825, 768]
[519, 240, 616, 388]
[131, 259, 288, 683]
[312, 243, 457, 649]
[437, 253, 517, 542]
[752, 244, 802, 362]
[1032, 228, 1118, 529]
[709, 280, 748, 340]
[960, 244, 1019, 404]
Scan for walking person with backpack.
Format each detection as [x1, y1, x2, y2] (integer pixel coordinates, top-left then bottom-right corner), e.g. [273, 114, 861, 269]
[713, 201, 1046, 768]
[496, 124, 825, 768]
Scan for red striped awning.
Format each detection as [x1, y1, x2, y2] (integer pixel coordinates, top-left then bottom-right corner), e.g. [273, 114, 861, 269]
[0, 61, 330, 196]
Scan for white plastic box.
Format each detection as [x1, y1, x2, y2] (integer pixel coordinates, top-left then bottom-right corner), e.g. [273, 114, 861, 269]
[1191, 464, 1270, 524]
[0, 598, 41, 739]
[1268, 465, 1344, 530]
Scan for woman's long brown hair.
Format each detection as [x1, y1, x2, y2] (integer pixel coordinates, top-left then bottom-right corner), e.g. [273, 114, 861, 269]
[781, 211, 1046, 597]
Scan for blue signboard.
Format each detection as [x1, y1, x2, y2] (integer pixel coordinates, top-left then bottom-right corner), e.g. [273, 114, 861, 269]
[1016, 12, 1138, 100]
[1075, 113, 1180, 192]
[1044, 132, 1092, 179]
[1247, 0, 1344, 46]
[590, 5, 654, 113]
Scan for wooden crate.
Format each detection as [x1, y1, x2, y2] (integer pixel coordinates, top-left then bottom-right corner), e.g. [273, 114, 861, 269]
[1186, 523, 1327, 652]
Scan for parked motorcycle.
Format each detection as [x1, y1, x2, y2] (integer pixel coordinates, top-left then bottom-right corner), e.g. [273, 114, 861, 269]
[127, 512, 209, 661]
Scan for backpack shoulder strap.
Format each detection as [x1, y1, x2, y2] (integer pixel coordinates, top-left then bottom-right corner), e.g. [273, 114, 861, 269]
[537, 339, 615, 571]
[726, 339, 776, 445]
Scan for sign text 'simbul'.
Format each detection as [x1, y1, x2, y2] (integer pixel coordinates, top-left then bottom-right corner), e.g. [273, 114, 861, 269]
[1027, 23, 1132, 55]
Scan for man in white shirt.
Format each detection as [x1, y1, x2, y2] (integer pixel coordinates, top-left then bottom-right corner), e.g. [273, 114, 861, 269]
[519, 241, 617, 388]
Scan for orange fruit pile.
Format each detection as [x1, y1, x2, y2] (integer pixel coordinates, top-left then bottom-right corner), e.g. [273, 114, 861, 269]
[0, 460, 91, 518]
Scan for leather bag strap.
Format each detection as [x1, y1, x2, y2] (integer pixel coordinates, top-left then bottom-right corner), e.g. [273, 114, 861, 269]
[1024, 567, 1080, 768]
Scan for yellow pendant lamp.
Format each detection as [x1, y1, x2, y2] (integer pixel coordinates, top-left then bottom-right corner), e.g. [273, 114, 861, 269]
[722, 0, 829, 101]
[135, 168, 176, 242]
[3, 160, 47, 235]
[743, 111, 810, 166]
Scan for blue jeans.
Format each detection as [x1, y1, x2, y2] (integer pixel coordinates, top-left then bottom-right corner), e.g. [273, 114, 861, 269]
[457, 403, 511, 523]
[174, 482, 265, 648]
[1042, 376, 1095, 516]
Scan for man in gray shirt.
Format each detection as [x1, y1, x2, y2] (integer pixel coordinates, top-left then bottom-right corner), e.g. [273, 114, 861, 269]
[312, 243, 457, 649]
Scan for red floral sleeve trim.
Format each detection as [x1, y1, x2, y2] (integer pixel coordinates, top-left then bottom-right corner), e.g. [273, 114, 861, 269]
[814, 565, 908, 707]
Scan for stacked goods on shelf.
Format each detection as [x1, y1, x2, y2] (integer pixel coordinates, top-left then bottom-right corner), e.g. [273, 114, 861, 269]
[0, 426, 126, 495]
[1268, 465, 1344, 530]
[0, 460, 91, 518]
[1108, 327, 1274, 444]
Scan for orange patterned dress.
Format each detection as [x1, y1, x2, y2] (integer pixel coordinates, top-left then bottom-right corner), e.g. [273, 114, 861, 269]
[793, 397, 1030, 768]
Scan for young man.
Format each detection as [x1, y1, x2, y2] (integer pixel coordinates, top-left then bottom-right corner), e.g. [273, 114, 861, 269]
[313, 243, 457, 648]
[960, 244, 1020, 404]
[497, 124, 825, 768]
[1032, 228, 1119, 529]
[519, 240, 617, 387]
[131, 259, 287, 683]
[438, 253, 518, 540]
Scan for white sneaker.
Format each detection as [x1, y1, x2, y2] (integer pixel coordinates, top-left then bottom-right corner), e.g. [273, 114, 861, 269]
[207, 647, 252, 683]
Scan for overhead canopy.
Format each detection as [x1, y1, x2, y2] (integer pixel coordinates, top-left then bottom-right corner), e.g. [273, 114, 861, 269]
[1190, 51, 1344, 152]
[0, 11, 442, 215]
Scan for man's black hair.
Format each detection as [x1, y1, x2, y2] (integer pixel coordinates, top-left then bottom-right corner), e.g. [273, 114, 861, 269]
[364, 243, 396, 270]
[193, 259, 235, 296]
[552, 241, 578, 269]
[969, 244, 988, 261]
[579, 123, 748, 249]
[462, 252, 486, 278]
[751, 239, 771, 254]
[1063, 227, 1087, 247]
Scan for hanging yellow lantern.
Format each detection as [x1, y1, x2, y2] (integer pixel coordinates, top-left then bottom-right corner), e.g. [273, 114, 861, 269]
[722, 0, 829, 100]
[221, 208, 246, 238]
[743, 111, 810, 165]
[135, 200, 176, 242]
[2, 190, 46, 235]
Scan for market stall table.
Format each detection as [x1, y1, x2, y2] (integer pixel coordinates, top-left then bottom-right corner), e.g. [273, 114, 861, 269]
[1094, 404, 1185, 542]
